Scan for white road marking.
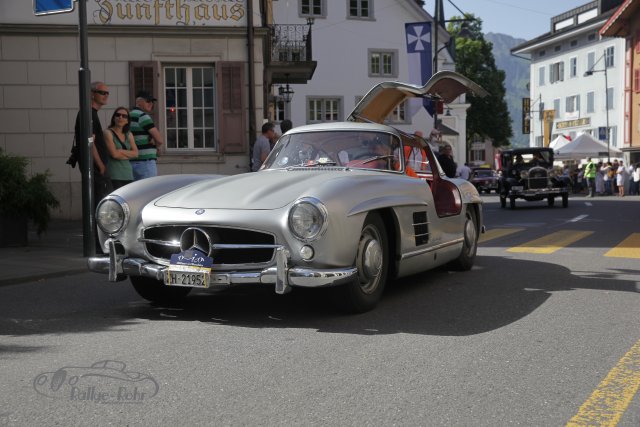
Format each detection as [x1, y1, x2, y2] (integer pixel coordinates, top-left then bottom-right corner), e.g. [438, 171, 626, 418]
[584, 202, 593, 206]
[569, 215, 588, 223]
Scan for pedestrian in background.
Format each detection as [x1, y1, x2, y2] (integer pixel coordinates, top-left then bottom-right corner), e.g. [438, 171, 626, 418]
[583, 157, 596, 197]
[130, 90, 164, 180]
[631, 163, 640, 195]
[280, 119, 293, 135]
[456, 162, 472, 180]
[74, 81, 113, 206]
[595, 161, 604, 195]
[616, 161, 627, 197]
[251, 122, 276, 171]
[104, 107, 138, 189]
[437, 144, 457, 178]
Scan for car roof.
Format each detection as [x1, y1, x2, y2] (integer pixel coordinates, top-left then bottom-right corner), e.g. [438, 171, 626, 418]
[502, 147, 554, 155]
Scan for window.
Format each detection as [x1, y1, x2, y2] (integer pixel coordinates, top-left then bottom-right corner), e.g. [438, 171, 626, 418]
[550, 61, 564, 83]
[349, 0, 372, 18]
[635, 69, 640, 93]
[606, 87, 614, 110]
[604, 46, 615, 68]
[470, 149, 485, 162]
[368, 49, 397, 77]
[588, 33, 596, 41]
[553, 98, 561, 118]
[571, 39, 578, 47]
[587, 51, 595, 71]
[539, 50, 546, 57]
[308, 97, 342, 123]
[570, 57, 577, 78]
[130, 61, 245, 155]
[386, 102, 407, 124]
[538, 66, 545, 85]
[586, 91, 595, 113]
[165, 66, 216, 150]
[554, 45, 561, 52]
[565, 95, 580, 113]
[300, 0, 325, 17]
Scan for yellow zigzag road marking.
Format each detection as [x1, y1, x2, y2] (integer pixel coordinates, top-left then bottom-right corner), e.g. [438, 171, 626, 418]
[566, 339, 640, 427]
[479, 228, 524, 243]
[507, 230, 593, 254]
[605, 233, 640, 259]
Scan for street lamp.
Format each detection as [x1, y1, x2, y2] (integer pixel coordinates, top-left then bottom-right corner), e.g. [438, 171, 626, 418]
[278, 74, 294, 103]
[584, 54, 610, 162]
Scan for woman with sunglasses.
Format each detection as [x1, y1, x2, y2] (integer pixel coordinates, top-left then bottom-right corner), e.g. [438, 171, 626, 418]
[104, 107, 139, 189]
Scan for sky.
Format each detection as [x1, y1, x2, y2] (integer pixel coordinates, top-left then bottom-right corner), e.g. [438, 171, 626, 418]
[434, 0, 593, 40]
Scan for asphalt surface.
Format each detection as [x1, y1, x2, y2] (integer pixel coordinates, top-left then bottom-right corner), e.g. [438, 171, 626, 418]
[0, 220, 86, 287]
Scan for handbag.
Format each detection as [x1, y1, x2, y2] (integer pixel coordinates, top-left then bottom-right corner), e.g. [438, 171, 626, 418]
[66, 136, 79, 168]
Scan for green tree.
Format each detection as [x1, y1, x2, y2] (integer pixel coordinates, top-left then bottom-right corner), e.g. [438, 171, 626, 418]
[447, 15, 513, 148]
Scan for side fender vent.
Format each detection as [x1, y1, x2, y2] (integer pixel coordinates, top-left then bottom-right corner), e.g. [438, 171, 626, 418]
[413, 211, 429, 246]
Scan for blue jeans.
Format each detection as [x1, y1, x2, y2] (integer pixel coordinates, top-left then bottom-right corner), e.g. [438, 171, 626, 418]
[131, 160, 157, 181]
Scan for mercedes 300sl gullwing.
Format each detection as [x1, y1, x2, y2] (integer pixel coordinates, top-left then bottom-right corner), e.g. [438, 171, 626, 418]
[88, 71, 488, 313]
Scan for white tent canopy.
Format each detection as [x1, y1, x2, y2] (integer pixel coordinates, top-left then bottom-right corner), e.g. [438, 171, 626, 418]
[549, 134, 571, 150]
[554, 132, 622, 160]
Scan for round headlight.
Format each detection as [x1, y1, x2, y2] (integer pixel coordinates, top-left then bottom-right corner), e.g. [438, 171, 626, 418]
[288, 197, 328, 242]
[520, 170, 528, 179]
[96, 197, 129, 235]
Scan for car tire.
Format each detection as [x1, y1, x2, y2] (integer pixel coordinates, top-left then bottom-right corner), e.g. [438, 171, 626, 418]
[130, 276, 191, 305]
[562, 193, 569, 208]
[332, 212, 388, 313]
[509, 197, 516, 209]
[547, 196, 555, 207]
[449, 207, 478, 271]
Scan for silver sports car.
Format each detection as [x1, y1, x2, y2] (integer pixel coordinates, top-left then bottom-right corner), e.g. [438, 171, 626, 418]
[88, 71, 488, 313]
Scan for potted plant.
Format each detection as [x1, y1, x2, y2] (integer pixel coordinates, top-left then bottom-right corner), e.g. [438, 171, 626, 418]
[0, 148, 59, 246]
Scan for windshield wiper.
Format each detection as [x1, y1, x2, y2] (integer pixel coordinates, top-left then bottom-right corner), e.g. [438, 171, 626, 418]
[294, 159, 338, 167]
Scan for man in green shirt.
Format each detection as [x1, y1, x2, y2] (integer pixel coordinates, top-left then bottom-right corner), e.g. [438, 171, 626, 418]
[584, 157, 597, 197]
[130, 90, 164, 180]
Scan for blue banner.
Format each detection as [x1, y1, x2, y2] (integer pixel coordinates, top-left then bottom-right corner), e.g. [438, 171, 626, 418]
[405, 22, 434, 116]
[34, 0, 74, 15]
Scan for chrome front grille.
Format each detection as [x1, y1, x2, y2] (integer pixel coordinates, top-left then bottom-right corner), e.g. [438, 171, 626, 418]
[141, 225, 276, 267]
[527, 168, 548, 189]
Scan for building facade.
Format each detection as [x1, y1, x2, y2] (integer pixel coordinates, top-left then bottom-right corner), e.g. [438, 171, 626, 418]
[512, 0, 627, 161]
[271, 0, 471, 166]
[0, 1, 276, 219]
[600, 0, 640, 163]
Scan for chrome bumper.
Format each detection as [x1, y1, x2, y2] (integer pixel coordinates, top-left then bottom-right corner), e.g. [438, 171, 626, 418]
[87, 240, 357, 295]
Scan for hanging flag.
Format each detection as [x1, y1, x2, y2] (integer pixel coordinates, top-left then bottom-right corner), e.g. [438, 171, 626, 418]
[405, 22, 433, 117]
[34, 0, 74, 16]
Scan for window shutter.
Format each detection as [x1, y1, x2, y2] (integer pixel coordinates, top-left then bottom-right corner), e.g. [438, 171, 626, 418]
[217, 62, 247, 154]
[129, 61, 159, 124]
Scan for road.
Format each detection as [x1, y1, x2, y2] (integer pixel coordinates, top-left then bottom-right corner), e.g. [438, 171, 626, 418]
[1, 195, 639, 426]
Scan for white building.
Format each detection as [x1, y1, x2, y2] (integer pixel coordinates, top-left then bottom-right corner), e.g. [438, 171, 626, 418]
[512, 0, 626, 160]
[271, 0, 471, 164]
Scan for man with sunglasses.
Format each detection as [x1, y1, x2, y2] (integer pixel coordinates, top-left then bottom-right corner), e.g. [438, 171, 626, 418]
[129, 90, 164, 180]
[74, 81, 113, 205]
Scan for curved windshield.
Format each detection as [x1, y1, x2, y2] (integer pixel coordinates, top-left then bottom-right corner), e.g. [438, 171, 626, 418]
[261, 130, 402, 172]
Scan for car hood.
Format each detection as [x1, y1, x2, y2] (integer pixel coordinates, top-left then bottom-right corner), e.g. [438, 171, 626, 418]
[153, 170, 358, 210]
[348, 70, 488, 124]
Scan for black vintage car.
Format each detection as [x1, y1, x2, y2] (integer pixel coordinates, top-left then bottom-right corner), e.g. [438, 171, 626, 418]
[498, 148, 569, 209]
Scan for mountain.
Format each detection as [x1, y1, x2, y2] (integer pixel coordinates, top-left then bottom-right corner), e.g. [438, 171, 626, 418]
[484, 32, 530, 148]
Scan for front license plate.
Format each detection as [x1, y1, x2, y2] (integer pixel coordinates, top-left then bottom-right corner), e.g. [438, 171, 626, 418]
[165, 269, 209, 288]
[164, 249, 213, 289]
[511, 186, 523, 191]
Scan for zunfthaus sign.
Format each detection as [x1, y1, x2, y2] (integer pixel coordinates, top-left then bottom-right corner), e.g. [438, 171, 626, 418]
[92, 0, 246, 26]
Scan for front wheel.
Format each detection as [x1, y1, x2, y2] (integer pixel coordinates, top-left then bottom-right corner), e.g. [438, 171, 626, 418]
[332, 212, 388, 313]
[130, 276, 191, 306]
[449, 207, 478, 271]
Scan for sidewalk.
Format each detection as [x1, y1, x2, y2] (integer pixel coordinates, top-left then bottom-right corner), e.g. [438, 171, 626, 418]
[0, 219, 87, 286]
